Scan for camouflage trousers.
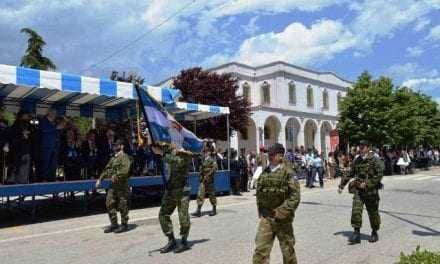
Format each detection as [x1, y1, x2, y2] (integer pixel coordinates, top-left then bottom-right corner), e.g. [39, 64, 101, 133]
[159, 189, 190, 238]
[253, 218, 297, 264]
[106, 188, 129, 225]
[196, 182, 217, 207]
[351, 192, 381, 230]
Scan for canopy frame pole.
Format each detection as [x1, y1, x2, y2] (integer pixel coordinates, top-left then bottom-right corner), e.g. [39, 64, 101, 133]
[227, 114, 230, 171]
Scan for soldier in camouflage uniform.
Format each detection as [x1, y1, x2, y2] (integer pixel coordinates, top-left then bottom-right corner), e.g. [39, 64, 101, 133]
[96, 139, 132, 233]
[192, 144, 218, 217]
[253, 143, 301, 264]
[338, 140, 383, 244]
[152, 143, 193, 253]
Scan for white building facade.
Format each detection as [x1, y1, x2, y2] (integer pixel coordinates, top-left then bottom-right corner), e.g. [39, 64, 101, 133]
[160, 61, 352, 156]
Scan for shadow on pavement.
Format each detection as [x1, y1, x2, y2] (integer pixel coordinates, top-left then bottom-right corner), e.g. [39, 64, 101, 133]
[148, 238, 210, 257]
[334, 231, 370, 242]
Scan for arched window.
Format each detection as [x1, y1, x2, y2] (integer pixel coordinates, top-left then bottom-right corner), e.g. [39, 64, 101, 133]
[288, 82, 296, 105]
[261, 81, 270, 105]
[337, 92, 342, 111]
[264, 125, 271, 140]
[307, 85, 314, 107]
[322, 89, 329, 109]
[241, 127, 249, 140]
[242, 82, 251, 103]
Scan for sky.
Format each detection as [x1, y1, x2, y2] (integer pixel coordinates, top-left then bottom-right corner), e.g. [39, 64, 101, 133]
[0, 0, 439, 101]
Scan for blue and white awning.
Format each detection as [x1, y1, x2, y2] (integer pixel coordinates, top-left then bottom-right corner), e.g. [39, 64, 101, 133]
[0, 64, 179, 106]
[0, 64, 230, 120]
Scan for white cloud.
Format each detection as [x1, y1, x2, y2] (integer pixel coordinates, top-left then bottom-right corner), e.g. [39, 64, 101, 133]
[402, 77, 440, 92]
[349, 0, 439, 54]
[426, 25, 440, 40]
[406, 46, 425, 57]
[414, 17, 431, 32]
[142, 0, 348, 37]
[204, 19, 356, 67]
[387, 63, 438, 82]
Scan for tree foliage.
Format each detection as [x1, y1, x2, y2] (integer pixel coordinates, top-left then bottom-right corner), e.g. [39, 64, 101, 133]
[338, 71, 440, 148]
[20, 28, 56, 70]
[173, 67, 251, 140]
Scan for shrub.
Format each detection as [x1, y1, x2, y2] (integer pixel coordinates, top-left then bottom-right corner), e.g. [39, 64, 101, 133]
[399, 246, 440, 264]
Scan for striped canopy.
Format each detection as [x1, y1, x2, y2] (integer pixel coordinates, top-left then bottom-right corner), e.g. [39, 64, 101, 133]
[0, 64, 229, 120]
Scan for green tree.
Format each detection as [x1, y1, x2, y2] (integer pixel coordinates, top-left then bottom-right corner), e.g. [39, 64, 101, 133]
[173, 67, 251, 140]
[20, 28, 56, 70]
[339, 71, 440, 148]
[338, 71, 394, 146]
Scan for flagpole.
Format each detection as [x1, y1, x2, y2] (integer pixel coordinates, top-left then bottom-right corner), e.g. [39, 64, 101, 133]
[133, 83, 168, 190]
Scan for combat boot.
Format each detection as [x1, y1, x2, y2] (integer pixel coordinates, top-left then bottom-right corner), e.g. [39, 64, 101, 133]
[160, 234, 177, 254]
[174, 237, 190, 253]
[191, 205, 202, 217]
[103, 224, 119, 233]
[369, 230, 379, 243]
[209, 205, 217, 216]
[114, 224, 128, 233]
[349, 228, 361, 244]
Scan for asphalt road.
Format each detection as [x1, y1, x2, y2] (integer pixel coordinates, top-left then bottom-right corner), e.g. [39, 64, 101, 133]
[1, 169, 440, 264]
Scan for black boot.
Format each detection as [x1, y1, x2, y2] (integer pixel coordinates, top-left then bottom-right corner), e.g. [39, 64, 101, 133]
[369, 230, 379, 243]
[103, 224, 119, 233]
[160, 234, 177, 253]
[174, 237, 190, 253]
[114, 224, 128, 233]
[209, 205, 217, 216]
[191, 205, 202, 217]
[349, 228, 361, 244]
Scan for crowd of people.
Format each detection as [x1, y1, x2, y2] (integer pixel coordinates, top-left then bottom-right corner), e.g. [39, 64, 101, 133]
[0, 108, 175, 184]
[228, 145, 440, 195]
[1, 106, 439, 187]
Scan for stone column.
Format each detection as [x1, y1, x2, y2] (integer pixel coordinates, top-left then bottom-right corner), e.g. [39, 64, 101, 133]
[315, 125, 321, 153]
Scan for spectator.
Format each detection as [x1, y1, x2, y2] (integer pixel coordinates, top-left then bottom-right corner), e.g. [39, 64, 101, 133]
[312, 152, 325, 188]
[305, 148, 315, 188]
[397, 150, 410, 175]
[1, 104, 10, 184]
[81, 130, 99, 179]
[38, 108, 62, 182]
[229, 149, 240, 195]
[61, 128, 82, 181]
[98, 128, 116, 174]
[238, 148, 248, 192]
[7, 110, 32, 184]
[327, 152, 337, 179]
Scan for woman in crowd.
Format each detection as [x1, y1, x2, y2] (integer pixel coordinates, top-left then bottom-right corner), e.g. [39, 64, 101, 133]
[327, 152, 337, 179]
[61, 128, 82, 181]
[397, 150, 411, 175]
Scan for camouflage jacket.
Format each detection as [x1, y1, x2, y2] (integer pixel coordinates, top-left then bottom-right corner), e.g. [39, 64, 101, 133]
[164, 151, 192, 192]
[199, 157, 217, 184]
[256, 162, 301, 221]
[339, 152, 383, 193]
[99, 152, 132, 189]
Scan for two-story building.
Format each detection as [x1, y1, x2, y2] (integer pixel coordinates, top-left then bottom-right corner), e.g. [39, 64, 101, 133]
[158, 61, 352, 156]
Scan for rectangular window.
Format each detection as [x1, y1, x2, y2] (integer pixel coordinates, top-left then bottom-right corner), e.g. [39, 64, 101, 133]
[289, 84, 296, 105]
[307, 87, 314, 107]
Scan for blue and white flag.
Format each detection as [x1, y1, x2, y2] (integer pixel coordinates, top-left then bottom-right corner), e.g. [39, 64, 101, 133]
[137, 86, 204, 153]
